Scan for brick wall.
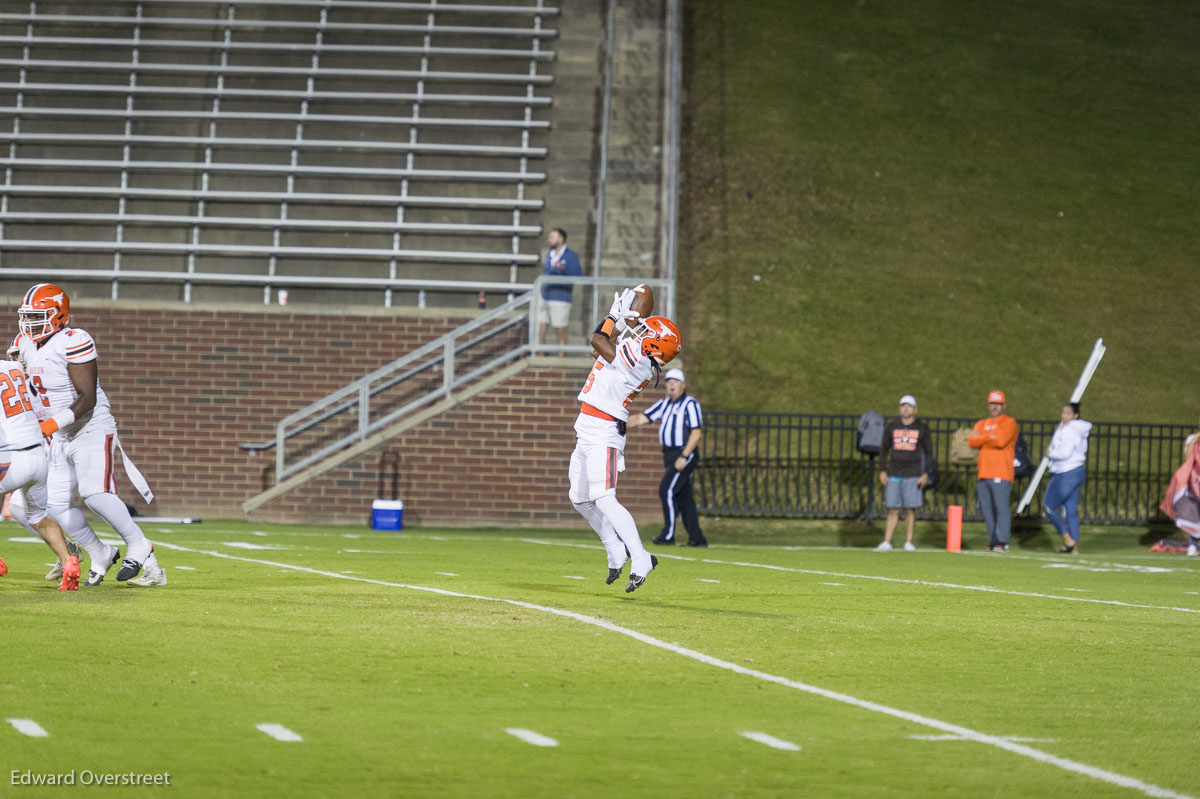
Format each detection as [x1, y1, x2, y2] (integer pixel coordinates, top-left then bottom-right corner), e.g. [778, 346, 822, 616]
[52, 302, 665, 528]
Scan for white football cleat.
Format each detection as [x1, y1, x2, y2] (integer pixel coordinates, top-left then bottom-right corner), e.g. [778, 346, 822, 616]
[45, 540, 82, 580]
[903, 541, 916, 552]
[127, 564, 168, 587]
[874, 541, 893, 552]
[84, 545, 121, 587]
[1188, 543, 1198, 557]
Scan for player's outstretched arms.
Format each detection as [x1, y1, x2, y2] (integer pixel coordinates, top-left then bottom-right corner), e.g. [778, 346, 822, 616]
[590, 316, 619, 364]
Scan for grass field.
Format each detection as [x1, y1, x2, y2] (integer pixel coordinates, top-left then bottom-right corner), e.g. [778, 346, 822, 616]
[680, 0, 1200, 424]
[3, 519, 1198, 798]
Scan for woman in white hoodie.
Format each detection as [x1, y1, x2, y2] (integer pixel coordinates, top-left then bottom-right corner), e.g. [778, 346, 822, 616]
[1043, 402, 1092, 553]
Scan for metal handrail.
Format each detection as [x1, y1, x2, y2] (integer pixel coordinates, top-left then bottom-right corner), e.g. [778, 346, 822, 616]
[0, 36, 557, 59]
[0, 212, 540, 235]
[0, 131, 549, 156]
[239, 312, 529, 453]
[0, 58, 555, 84]
[141, 0, 560, 12]
[0, 14, 559, 37]
[0, 106, 552, 128]
[0, 157, 546, 182]
[0, 185, 544, 208]
[0, 240, 541, 263]
[0, 83, 553, 106]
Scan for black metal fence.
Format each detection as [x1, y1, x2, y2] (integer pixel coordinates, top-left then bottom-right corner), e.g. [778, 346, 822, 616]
[695, 412, 1193, 525]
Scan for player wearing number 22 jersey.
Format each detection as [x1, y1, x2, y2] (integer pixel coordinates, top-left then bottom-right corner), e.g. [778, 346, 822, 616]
[18, 283, 165, 588]
[0, 352, 81, 589]
[570, 289, 681, 593]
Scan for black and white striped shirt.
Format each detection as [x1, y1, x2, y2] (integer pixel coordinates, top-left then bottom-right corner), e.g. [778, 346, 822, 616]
[643, 394, 703, 448]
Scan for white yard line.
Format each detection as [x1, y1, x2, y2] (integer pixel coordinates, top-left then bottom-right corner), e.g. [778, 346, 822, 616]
[174, 566, 196, 571]
[740, 731, 800, 751]
[514, 539, 1200, 616]
[436, 572, 458, 577]
[697, 578, 721, 584]
[154, 540, 1194, 799]
[256, 723, 302, 742]
[911, 734, 1058, 742]
[6, 718, 49, 738]
[563, 576, 586, 580]
[504, 728, 558, 747]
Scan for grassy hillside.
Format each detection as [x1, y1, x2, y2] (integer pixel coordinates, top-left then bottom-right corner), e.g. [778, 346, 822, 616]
[679, 0, 1199, 424]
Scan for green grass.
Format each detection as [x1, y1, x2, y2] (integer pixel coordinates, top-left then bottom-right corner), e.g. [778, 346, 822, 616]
[680, 0, 1200, 424]
[2, 519, 1198, 797]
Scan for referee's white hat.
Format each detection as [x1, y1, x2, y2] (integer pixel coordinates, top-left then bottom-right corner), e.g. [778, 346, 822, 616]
[664, 367, 685, 382]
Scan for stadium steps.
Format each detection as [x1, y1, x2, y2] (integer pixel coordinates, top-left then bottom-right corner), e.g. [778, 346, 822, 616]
[241, 354, 561, 514]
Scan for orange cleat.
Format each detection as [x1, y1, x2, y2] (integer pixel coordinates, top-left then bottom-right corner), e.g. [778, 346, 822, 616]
[0, 556, 7, 577]
[57, 556, 80, 591]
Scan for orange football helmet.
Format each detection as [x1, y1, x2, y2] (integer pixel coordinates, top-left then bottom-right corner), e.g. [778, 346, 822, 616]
[19, 283, 71, 343]
[637, 316, 681, 365]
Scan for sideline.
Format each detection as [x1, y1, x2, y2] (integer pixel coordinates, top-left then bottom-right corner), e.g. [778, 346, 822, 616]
[153, 540, 1194, 799]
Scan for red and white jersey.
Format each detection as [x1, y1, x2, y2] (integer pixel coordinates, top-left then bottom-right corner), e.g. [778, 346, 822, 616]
[18, 327, 114, 437]
[577, 338, 656, 421]
[0, 358, 45, 450]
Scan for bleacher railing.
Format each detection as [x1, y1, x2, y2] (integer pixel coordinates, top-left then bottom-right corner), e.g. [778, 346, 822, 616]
[241, 275, 674, 483]
[697, 412, 1193, 526]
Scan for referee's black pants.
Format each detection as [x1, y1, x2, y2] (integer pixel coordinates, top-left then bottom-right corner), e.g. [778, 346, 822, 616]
[656, 447, 706, 545]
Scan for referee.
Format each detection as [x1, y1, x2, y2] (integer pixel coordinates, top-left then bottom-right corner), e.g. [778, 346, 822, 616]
[629, 367, 708, 547]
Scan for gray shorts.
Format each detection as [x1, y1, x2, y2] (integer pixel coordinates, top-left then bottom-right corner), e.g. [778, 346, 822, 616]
[886, 476, 923, 509]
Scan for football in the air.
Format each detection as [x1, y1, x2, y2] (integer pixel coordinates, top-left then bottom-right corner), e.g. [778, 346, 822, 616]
[629, 283, 654, 320]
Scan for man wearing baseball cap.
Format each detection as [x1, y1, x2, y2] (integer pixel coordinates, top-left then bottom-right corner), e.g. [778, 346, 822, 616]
[875, 395, 933, 552]
[969, 390, 1020, 552]
[629, 367, 708, 547]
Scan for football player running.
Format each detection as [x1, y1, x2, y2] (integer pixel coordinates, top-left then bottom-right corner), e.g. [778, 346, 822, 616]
[0, 348, 80, 589]
[17, 284, 165, 588]
[570, 289, 681, 592]
[6, 336, 82, 584]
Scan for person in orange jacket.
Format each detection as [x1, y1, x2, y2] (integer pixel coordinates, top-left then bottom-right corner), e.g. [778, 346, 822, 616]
[969, 390, 1019, 552]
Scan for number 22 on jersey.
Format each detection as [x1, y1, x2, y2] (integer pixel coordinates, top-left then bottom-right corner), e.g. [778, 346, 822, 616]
[0, 369, 34, 418]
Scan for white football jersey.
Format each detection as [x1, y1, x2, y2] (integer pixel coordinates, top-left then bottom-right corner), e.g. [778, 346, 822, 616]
[0, 358, 45, 450]
[18, 327, 114, 437]
[577, 338, 656, 421]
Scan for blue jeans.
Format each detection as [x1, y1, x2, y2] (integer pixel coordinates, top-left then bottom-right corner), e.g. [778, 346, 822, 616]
[977, 479, 1012, 547]
[1044, 466, 1086, 541]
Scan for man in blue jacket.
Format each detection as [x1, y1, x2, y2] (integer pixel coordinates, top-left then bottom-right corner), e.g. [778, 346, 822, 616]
[539, 228, 582, 351]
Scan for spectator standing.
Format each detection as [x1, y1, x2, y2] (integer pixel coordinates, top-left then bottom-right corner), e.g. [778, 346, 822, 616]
[629, 368, 708, 547]
[1042, 402, 1091, 553]
[538, 228, 582, 351]
[969, 390, 1019, 552]
[874, 395, 932, 552]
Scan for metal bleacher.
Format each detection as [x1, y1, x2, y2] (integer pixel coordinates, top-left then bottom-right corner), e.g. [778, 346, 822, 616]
[0, 0, 558, 307]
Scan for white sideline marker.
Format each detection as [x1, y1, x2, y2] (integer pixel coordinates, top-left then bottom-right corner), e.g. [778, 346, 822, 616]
[436, 572, 458, 577]
[174, 566, 196, 571]
[224, 542, 289, 551]
[697, 578, 720, 584]
[155, 541, 1197, 799]
[563, 575, 586, 580]
[504, 728, 558, 747]
[741, 731, 800, 751]
[6, 718, 49, 738]
[819, 582, 846, 586]
[256, 723, 302, 742]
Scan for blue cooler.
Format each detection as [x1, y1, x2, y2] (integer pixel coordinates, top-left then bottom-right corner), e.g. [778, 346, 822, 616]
[371, 499, 404, 530]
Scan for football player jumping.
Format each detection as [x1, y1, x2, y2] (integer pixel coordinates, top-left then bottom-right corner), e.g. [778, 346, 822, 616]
[17, 284, 165, 588]
[570, 289, 681, 592]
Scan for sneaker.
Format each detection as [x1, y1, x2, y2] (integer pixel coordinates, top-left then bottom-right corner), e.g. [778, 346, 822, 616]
[651, 536, 674, 546]
[116, 558, 143, 582]
[58, 556, 80, 591]
[903, 541, 916, 552]
[874, 541, 893, 552]
[85, 546, 121, 587]
[127, 564, 167, 588]
[625, 573, 646, 593]
[45, 540, 82, 580]
[606, 566, 622, 585]
[685, 540, 708, 548]
[0, 556, 6, 577]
